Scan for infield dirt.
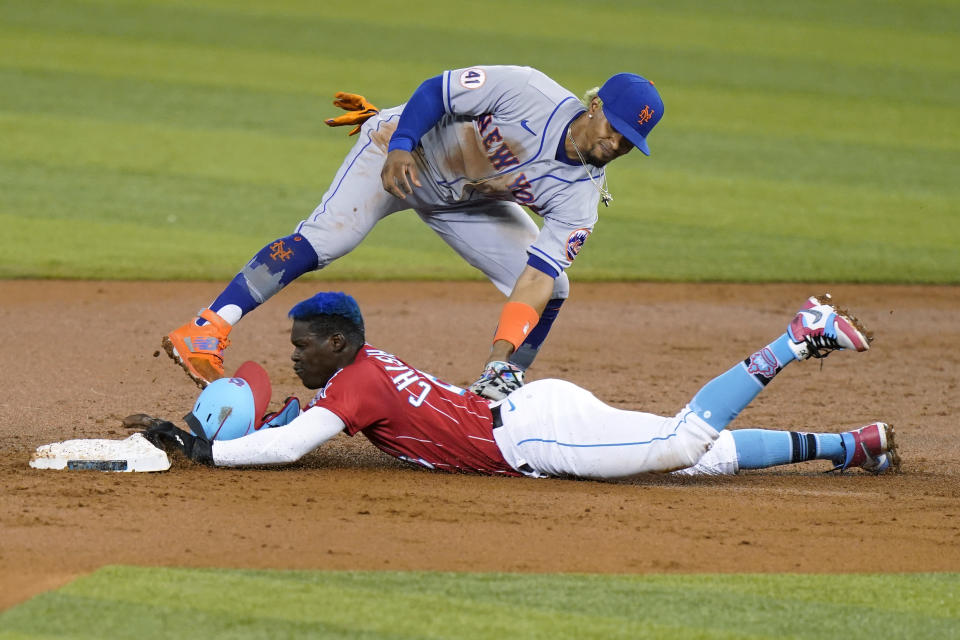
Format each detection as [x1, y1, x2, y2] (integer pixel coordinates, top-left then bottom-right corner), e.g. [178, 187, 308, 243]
[2, 280, 958, 609]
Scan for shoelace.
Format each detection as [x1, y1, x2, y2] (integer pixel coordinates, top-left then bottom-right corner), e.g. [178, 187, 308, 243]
[804, 334, 842, 359]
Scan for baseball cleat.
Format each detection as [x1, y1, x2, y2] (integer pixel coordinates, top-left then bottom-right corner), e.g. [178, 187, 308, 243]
[162, 309, 232, 389]
[787, 293, 872, 360]
[833, 421, 900, 473]
[862, 451, 900, 474]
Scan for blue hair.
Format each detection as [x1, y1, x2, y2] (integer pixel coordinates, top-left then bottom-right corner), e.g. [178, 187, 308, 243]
[289, 292, 364, 331]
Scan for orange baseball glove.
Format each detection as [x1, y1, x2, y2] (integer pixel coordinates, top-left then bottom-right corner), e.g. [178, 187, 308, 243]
[324, 92, 380, 136]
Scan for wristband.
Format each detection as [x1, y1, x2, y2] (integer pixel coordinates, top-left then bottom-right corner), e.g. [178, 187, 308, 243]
[492, 302, 540, 349]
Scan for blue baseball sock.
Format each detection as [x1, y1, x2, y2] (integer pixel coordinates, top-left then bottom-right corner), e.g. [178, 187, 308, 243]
[200, 234, 319, 325]
[688, 333, 797, 432]
[732, 430, 845, 469]
[509, 298, 565, 370]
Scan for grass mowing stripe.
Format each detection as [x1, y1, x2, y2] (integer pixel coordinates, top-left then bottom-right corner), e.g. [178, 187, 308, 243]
[667, 87, 960, 152]
[7, 210, 955, 283]
[0, 112, 343, 188]
[148, 0, 960, 40]
[6, 0, 956, 73]
[0, 160, 321, 231]
[642, 0, 959, 36]
[0, 213, 481, 281]
[202, 569, 960, 618]
[3, 65, 958, 154]
[0, 567, 956, 639]
[660, 129, 959, 196]
[4, 107, 955, 200]
[0, 29, 437, 103]
[4, 28, 958, 118]
[611, 167, 958, 245]
[0, 68, 332, 138]
[2, 159, 957, 283]
[3, 2, 957, 106]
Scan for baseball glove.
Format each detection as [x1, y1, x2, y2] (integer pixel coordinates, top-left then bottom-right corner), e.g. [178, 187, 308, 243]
[468, 361, 524, 401]
[121, 413, 167, 430]
[324, 92, 379, 136]
[142, 420, 214, 465]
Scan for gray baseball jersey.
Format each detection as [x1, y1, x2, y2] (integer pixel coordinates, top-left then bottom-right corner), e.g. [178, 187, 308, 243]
[297, 65, 609, 301]
[419, 65, 604, 275]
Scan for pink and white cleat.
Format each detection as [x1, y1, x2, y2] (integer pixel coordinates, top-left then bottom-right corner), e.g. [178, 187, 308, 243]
[787, 293, 872, 360]
[834, 421, 901, 473]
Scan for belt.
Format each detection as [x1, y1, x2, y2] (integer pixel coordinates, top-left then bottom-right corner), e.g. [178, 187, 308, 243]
[489, 403, 536, 476]
[490, 403, 503, 429]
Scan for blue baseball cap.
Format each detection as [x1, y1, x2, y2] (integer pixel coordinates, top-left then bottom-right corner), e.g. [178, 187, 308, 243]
[597, 73, 664, 156]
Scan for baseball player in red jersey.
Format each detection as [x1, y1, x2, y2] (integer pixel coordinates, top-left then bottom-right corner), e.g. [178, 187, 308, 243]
[145, 292, 898, 477]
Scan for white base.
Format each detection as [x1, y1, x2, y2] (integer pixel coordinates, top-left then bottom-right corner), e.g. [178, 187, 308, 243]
[30, 433, 171, 472]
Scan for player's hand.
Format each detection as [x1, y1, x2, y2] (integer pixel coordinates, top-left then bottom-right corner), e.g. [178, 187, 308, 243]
[468, 361, 524, 401]
[381, 149, 422, 199]
[143, 421, 214, 465]
[121, 413, 167, 430]
[324, 92, 379, 136]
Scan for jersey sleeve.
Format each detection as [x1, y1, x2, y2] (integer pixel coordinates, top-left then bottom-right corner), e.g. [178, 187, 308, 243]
[526, 190, 601, 277]
[211, 406, 346, 466]
[388, 75, 445, 153]
[307, 361, 387, 436]
[441, 65, 534, 120]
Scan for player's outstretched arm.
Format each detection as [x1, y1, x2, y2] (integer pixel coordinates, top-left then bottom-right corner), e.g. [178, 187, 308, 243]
[143, 421, 214, 464]
[487, 265, 554, 364]
[211, 407, 346, 467]
[469, 266, 555, 400]
[141, 407, 346, 467]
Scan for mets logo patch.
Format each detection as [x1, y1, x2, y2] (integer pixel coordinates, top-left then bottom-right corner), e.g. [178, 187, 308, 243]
[459, 68, 486, 89]
[637, 105, 655, 126]
[565, 228, 591, 261]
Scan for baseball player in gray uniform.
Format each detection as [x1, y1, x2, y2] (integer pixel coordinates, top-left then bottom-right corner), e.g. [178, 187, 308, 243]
[163, 65, 664, 399]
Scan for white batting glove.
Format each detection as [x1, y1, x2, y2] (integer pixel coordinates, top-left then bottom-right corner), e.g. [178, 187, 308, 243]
[468, 361, 524, 401]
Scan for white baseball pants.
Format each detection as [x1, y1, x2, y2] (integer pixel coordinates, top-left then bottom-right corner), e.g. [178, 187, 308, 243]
[492, 379, 721, 480]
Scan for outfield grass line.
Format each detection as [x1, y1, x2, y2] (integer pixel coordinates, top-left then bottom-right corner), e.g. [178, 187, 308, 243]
[630, 168, 960, 235]
[0, 67, 336, 139]
[3, 209, 957, 284]
[3, 64, 958, 153]
[1, 567, 957, 639]
[3, 108, 956, 201]
[0, 213, 484, 281]
[156, 0, 960, 40]
[9, 0, 953, 74]
[3, 2, 957, 106]
[666, 87, 960, 152]
[0, 111, 342, 189]
[0, 29, 438, 101]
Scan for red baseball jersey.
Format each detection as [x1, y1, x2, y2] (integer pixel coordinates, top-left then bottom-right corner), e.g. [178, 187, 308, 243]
[307, 344, 520, 476]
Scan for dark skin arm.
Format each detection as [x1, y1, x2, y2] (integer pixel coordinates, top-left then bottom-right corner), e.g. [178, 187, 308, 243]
[486, 264, 555, 364]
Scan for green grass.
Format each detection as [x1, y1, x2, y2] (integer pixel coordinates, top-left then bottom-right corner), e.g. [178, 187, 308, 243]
[1, 567, 957, 639]
[1, 0, 958, 282]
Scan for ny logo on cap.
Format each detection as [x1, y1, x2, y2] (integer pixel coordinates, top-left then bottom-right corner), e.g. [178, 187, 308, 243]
[637, 105, 655, 126]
